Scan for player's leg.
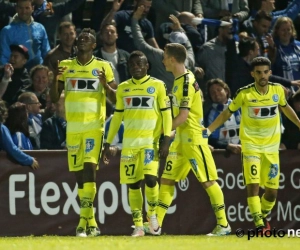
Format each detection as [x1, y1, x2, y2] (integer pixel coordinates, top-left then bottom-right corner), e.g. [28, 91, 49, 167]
[128, 181, 144, 237]
[74, 170, 86, 237]
[67, 133, 87, 237]
[156, 178, 176, 227]
[243, 153, 264, 228]
[81, 131, 102, 237]
[189, 144, 230, 236]
[157, 142, 188, 229]
[80, 162, 99, 236]
[260, 153, 280, 229]
[143, 147, 160, 235]
[120, 148, 144, 237]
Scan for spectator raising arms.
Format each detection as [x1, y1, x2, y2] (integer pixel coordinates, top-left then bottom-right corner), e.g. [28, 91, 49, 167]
[0, 45, 31, 106]
[101, 0, 159, 53]
[0, 100, 39, 170]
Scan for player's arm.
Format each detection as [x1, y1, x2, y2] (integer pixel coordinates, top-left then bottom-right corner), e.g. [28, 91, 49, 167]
[50, 60, 65, 103]
[172, 108, 189, 130]
[158, 84, 172, 157]
[98, 65, 117, 104]
[106, 80, 117, 104]
[102, 88, 123, 164]
[280, 104, 300, 129]
[207, 108, 232, 135]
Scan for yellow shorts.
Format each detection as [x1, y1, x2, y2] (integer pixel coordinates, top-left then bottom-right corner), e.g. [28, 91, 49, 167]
[120, 146, 159, 184]
[67, 130, 103, 172]
[242, 152, 280, 189]
[161, 141, 218, 182]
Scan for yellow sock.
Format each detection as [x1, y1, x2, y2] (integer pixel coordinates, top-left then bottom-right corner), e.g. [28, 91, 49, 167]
[156, 184, 174, 226]
[78, 188, 83, 200]
[247, 196, 263, 227]
[87, 183, 98, 228]
[261, 194, 276, 219]
[129, 188, 143, 227]
[205, 183, 228, 227]
[77, 182, 96, 230]
[145, 182, 159, 217]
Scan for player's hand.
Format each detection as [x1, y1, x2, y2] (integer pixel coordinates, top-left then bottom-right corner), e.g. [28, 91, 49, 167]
[110, 145, 118, 156]
[31, 158, 40, 170]
[3, 63, 14, 79]
[102, 143, 111, 165]
[169, 14, 182, 31]
[159, 136, 171, 158]
[133, 4, 144, 20]
[54, 60, 67, 81]
[112, 0, 124, 12]
[202, 128, 211, 138]
[97, 67, 109, 90]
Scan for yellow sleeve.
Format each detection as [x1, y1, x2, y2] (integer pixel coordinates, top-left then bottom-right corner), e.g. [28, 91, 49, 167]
[278, 85, 287, 107]
[157, 82, 172, 137]
[106, 87, 124, 144]
[106, 111, 123, 144]
[229, 90, 243, 112]
[104, 61, 115, 83]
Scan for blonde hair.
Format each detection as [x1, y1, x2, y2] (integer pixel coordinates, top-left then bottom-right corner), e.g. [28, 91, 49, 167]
[272, 17, 297, 40]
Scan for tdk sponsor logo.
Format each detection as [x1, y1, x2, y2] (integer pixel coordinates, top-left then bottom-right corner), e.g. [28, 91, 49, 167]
[124, 96, 154, 109]
[66, 78, 99, 91]
[248, 105, 278, 118]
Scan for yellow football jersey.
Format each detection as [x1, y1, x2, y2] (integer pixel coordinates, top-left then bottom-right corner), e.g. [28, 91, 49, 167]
[58, 56, 114, 133]
[171, 70, 206, 145]
[229, 82, 287, 153]
[109, 75, 171, 148]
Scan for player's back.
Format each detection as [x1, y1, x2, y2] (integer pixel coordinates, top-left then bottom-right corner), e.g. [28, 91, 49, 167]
[229, 82, 287, 153]
[116, 76, 168, 148]
[171, 70, 206, 145]
[59, 57, 114, 133]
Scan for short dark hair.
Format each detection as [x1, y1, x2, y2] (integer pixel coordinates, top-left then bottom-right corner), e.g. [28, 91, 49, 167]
[254, 10, 272, 23]
[58, 21, 75, 34]
[250, 57, 271, 70]
[164, 43, 186, 63]
[128, 50, 148, 63]
[79, 28, 97, 42]
[239, 37, 257, 57]
[206, 78, 231, 101]
[16, 0, 33, 6]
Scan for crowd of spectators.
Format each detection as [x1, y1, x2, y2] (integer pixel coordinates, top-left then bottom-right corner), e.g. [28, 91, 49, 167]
[1, 0, 300, 160]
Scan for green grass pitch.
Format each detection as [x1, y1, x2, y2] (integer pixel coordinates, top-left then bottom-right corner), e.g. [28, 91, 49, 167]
[0, 235, 298, 250]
